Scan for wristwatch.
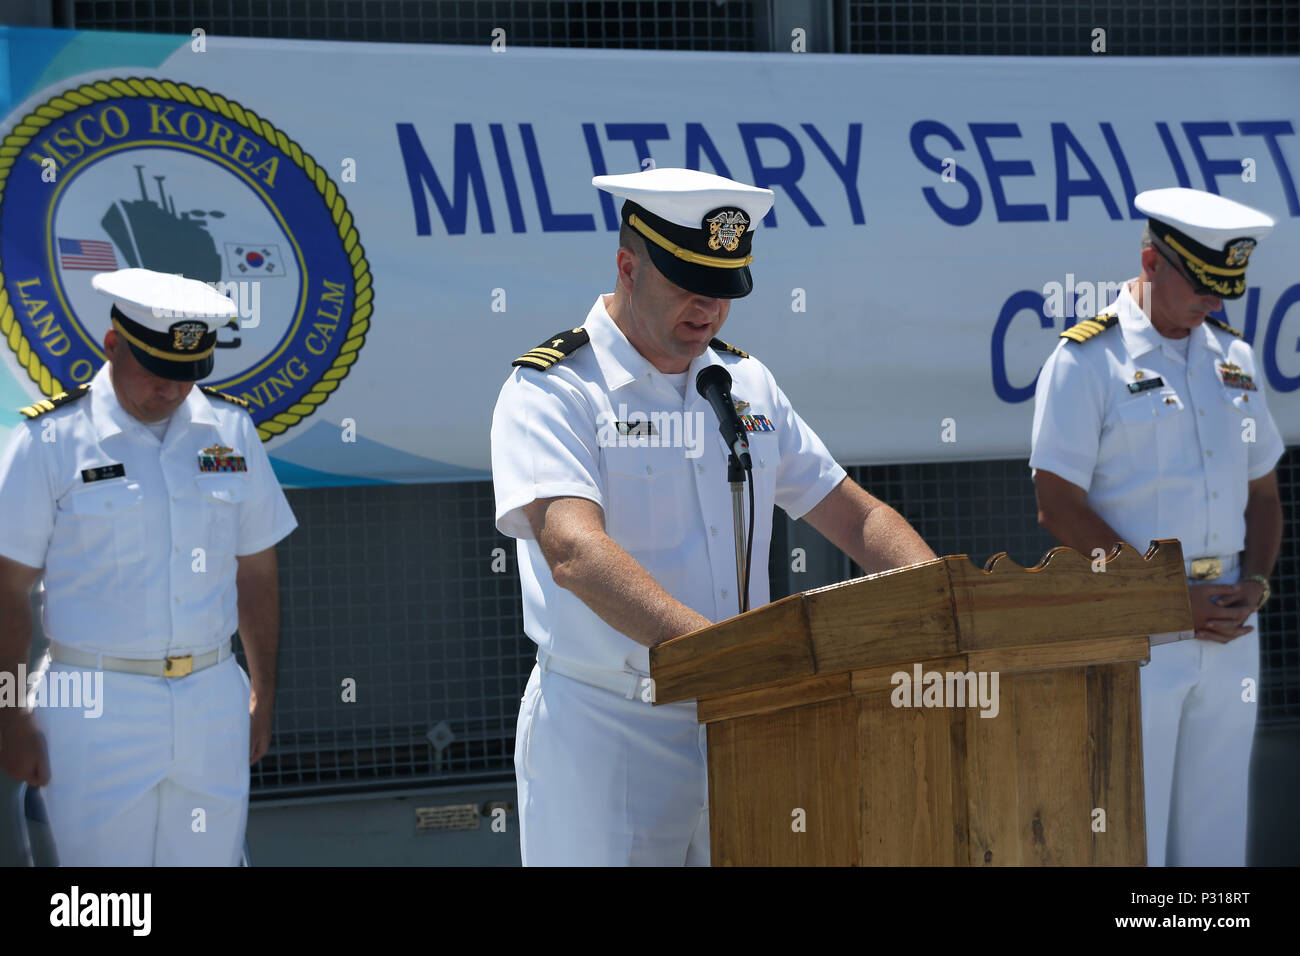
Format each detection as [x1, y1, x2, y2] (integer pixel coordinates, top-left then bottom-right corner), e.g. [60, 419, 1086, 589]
[1244, 574, 1271, 609]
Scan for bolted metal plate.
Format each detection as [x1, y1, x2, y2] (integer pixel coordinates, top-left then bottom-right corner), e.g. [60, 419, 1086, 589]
[415, 803, 480, 832]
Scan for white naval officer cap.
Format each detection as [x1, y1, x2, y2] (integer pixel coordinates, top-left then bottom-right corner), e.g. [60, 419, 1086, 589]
[91, 268, 237, 381]
[593, 167, 775, 299]
[1134, 187, 1275, 300]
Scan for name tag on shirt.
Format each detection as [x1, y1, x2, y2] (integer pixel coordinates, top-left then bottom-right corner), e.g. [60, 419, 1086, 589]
[615, 420, 657, 436]
[1127, 377, 1165, 394]
[81, 463, 125, 483]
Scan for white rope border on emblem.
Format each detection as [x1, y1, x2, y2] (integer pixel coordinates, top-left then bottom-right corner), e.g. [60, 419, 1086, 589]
[0, 77, 373, 441]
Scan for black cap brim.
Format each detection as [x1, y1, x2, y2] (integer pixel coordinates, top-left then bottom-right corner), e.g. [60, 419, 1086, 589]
[126, 342, 214, 382]
[642, 240, 753, 299]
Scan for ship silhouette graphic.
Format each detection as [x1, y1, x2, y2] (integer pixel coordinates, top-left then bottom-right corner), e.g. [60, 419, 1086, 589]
[100, 165, 224, 281]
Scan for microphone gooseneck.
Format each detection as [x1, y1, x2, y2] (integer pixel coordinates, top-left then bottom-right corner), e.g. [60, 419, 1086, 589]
[695, 365, 752, 472]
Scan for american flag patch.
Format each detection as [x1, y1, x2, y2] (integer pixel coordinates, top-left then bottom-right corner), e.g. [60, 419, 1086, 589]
[58, 238, 118, 271]
[741, 414, 774, 433]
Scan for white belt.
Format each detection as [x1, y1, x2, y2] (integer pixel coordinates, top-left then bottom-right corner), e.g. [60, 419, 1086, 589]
[538, 650, 651, 702]
[47, 639, 232, 678]
[1184, 553, 1239, 581]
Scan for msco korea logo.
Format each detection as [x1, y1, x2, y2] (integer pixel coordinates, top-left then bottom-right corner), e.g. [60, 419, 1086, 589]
[0, 77, 372, 439]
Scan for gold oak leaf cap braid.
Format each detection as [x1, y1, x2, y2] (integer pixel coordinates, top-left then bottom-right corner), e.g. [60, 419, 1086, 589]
[18, 383, 91, 418]
[1206, 317, 1243, 339]
[1060, 313, 1119, 344]
[710, 337, 749, 359]
[201, 386, 251, 409]
[512, 328, 592, 371]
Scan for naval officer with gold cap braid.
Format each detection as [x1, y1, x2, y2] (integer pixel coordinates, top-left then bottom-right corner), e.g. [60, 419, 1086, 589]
[0, 268, 297, 865]
[1030, 188, 1284, 866]
[490, 167, 936, 865]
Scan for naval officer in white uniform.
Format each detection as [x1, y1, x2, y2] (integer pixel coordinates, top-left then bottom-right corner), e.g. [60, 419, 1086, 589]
[0, 268, 297, 865]
[491, 168, 936, 865]
[1030, 187, 1284, 866]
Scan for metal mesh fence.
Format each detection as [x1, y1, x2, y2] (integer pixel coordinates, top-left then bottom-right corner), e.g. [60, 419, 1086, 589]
[232, 447, 1300, 797]
[846, 0, 1300, 55]
[67, 0, 759, 49]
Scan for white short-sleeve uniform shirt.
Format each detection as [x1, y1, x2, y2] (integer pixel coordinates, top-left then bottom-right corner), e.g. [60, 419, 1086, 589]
[0, 362, 298, 658]
[492, 295, 846, 674]
[1030, 284, 1283, 557]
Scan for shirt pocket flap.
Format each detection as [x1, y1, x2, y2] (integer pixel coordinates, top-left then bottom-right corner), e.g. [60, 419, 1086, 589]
[195, 473, 250, 504]
[1115, 389, 1182, 423]
[62, 479, 143, 515]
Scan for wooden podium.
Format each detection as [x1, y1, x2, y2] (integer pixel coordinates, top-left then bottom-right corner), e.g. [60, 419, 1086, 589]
[649, 541, 1193, 866]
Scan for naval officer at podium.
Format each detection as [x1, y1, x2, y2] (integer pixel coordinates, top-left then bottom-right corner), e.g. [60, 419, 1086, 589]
[490, 168, 935, 866]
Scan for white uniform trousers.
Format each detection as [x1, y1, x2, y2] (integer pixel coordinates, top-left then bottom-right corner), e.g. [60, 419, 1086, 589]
[514, 663, 710, 866]
[31, 653, 251, 866]
[1141, 616, 1258, 867]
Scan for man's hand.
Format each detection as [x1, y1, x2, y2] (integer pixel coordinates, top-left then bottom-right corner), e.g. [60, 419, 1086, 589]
[1188, 583, 1255, 643]
[0, 711, 50, 786]
[249, 686, 272, 765]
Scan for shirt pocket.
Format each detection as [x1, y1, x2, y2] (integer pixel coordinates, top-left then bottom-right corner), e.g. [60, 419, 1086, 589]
[1113, 387, 1183, 424]
[601, 443, 692, 552]
[59, 479, 147, 569]
[195, 474, 249, 555]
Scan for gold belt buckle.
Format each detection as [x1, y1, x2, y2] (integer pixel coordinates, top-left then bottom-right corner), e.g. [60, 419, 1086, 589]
[163, 655, 193, 678]
[1189, 557, 1223, 581]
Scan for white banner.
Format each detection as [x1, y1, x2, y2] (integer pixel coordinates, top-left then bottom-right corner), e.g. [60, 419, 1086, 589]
[2, 28, 1297, 485]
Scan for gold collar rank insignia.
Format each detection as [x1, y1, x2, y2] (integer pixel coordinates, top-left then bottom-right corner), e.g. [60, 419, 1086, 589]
[706, 209, 749, 253]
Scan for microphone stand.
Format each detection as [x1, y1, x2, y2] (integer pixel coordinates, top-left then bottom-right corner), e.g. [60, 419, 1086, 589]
[728, 452, 748, 614]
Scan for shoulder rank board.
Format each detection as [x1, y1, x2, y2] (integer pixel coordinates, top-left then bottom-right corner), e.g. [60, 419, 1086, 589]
[710, 337, 748, 359]
[512, 328, 591, 371]
[201, 386, 250, 409]
[18, 383, 91, 418]
[1060, 313, 1119, 344]
[1206, 317, 1243, 339]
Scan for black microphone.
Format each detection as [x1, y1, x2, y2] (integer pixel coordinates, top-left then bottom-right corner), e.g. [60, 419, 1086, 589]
[695, 365, 752, 471]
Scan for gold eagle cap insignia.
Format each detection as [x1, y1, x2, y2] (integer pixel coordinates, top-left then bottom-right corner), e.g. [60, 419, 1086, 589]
[706, 209, 749, 253]
[1224, 239, 1256, 267]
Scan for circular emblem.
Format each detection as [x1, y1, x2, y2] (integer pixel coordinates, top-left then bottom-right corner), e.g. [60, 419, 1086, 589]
[0, 77, 372, 440]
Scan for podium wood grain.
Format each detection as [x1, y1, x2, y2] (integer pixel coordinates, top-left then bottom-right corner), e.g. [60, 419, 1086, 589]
[651, 540, 1186, 866]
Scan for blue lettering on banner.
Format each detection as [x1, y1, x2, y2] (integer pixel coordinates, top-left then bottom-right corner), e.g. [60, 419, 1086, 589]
[909, 120, 982, 226]
[1183, 121, 1242, 195]
[582, 123, 619, 230]
[685, 122, 735, 180]
[1154, 121, 1193, 188]
[1237, 121, 1299, 215]
[990, 289, 1052, 403]
[1262, 284, 1300, 392]
[969, 123, 1049, 222]
[738, 122, 823, 228]
[915, 119, 1297, 225]
[606, 123, 671, 169]
[994, 284, 1300, 403]
[802, 123, 866, 225]
[1099, 122, 1141, 218]
[520, 123, 596, 232]
[395, 122, 869, 234]
[489, 122, 526, 233]
[398, 122, 494, 235]
[1051, 122, 1122, 221]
